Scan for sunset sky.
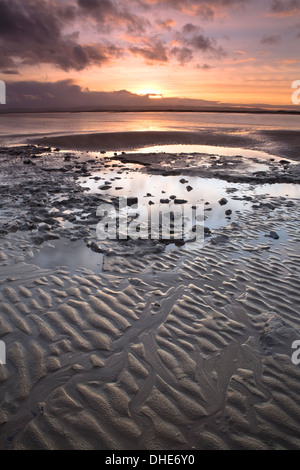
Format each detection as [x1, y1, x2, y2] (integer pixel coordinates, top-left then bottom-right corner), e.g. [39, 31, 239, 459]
[1, 0, 300, 110]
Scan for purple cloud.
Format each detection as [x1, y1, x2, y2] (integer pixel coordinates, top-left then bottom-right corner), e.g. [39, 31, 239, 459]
[261, 34, 282, 45]
[270, 0, 300, 16]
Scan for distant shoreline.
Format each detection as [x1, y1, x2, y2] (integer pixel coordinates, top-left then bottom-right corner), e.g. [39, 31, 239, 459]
[1, 108, 300, 116]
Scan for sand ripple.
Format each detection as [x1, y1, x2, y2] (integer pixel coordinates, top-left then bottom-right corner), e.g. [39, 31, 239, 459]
[0, 198, 300, 449]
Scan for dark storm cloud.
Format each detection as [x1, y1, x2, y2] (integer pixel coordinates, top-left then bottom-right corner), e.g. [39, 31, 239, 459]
[0, 0, 123, 71]
[78, 0, 106, 9]
[4, 79, 220, 109]
[184, 34, 225, 57]
[177, 24, 226, 59]
[0, 0, 231, 71]
[182, 23, 202, 34]
[196, 63, 214, 69]
[6, 80, 147, 108]
[129, 19, 225, 65]
[295, 23, 300, 37]
[6, 80, 158, 109]
[0, 0, 75, 43]
[135, 0, 245, 19]
[1, 70, 20, 75]
[156, 19, 175, 31]
[129, 41, 169, 62]
[170, 47, 194, 65]
[0, 50, 16, 70]
[260, 34, 282, 45]
[77, 0, 150, 33]
[270, 0, 300, 16]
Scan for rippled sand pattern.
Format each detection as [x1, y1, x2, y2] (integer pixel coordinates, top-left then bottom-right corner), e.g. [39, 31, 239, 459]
[1, 199, 300, 450]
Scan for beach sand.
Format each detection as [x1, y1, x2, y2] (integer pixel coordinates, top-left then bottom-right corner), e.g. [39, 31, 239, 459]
[0, 139, 300, 450]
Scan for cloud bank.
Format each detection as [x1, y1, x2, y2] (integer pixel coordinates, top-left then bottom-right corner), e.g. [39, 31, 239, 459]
[4, 79, 222, 110]
[0, 0, 242, 73]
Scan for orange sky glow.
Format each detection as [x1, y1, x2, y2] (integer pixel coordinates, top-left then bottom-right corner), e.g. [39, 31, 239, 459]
[1, 0, 300, 110]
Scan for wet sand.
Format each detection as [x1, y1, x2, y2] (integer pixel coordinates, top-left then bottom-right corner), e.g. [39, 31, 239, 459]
[35, 128, 300, 162]
[36, 130, 259, 152]
[0, 142, 300, 450]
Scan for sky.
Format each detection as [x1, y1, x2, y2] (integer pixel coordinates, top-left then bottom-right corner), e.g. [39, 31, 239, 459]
[1, 0, 300, 110]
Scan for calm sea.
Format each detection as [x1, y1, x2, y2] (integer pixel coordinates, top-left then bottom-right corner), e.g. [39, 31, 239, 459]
[0, 111, 300, 146]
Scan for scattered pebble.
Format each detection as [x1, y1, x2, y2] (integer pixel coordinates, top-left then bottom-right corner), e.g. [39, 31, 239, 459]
[218, 198, 228, 206]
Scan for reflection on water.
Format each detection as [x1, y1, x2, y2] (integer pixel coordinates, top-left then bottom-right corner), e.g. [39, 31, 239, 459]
[31, 238, 104, 272]
[80, 171, 300, 231]
[30, 173, 300, 273]
[31, 142, 300, 271]
[82, 143, 281, 168]
[1, 111, 300, 145]
[129, 144, 280, 162]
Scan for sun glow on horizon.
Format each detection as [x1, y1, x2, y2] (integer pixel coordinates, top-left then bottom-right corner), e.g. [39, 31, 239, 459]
[136, 88, 164, 99]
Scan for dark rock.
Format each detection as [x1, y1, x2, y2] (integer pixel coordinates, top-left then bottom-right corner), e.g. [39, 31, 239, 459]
[175, 239, 186, 247]
[225, 209, 232, 216]
[269, 231, 279, 240]
[226, 188, 238, 194]
[260, 202, 275, 210]
[7, 221, 19, 232]
[211, 235, 229, 245]
[174, 199, 188, 204]
[127, 197, 138, 206]
[43, 233, 61, 241]
[218, 198, 228, 206]
[90, 242, 103, 253]
[32, 235, 45, 245]
[38, 223, 51, 232]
